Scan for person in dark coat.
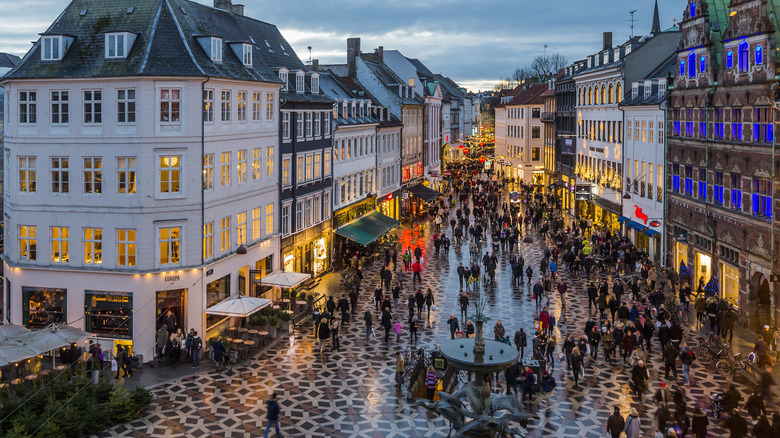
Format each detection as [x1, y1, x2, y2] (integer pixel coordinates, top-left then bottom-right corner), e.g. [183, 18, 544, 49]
[504, 362, 519, 395]
[447, 314, 460, 339]
[521, 366, 535, 401]
[606, 406, 625, 438]
[263, 393, 281, 438]
[724, 410, 748, 438]
[212, 339, 227, 369]
[691, 406, 709, 438]
[753, 415, 772, 438]
[381, 308, 392, 342]
[515, 329, 527, 359]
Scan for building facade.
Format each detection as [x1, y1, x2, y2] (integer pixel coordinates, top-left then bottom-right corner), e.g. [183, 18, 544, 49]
[555, 66, 579, 218]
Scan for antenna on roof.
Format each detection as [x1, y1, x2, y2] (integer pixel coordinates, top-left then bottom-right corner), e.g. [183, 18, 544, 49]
[307, 46, 312, 66]
[629, 10, 638, 38]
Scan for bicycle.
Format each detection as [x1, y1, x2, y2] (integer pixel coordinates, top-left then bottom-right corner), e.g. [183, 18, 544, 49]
[716, 352, 747, 376]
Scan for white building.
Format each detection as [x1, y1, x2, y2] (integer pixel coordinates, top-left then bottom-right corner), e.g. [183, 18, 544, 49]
[0, 0, 283, 360]
[496, 84, 546, 183]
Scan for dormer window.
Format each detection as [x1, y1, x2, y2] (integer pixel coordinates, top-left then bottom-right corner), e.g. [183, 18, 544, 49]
[41, 35, 71, 61]
[279, 69, 289, 91]
[242, 43, 252, 66]
[210, 37, 222, 62]
[632, 84, 639, 99]
[311, 74, 319, 94]
[104, 32, 136, 59]
[658, 81, 666, 98]
[295, 71, 305, 94]
[644, 83, 652, 98]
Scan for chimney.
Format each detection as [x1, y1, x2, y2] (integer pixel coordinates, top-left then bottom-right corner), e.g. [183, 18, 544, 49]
[603, 32, 613, 51]
[231, 3, 244, 16]
[377, 46, 384, 63]
[214, 0, 232, 12]
[347, 37, 361, 78]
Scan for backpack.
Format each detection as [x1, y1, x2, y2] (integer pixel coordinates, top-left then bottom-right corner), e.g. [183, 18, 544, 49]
[192, 337, 203, 350]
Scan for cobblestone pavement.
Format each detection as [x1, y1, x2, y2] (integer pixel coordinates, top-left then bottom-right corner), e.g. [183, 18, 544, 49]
[97, 192, 778, 438]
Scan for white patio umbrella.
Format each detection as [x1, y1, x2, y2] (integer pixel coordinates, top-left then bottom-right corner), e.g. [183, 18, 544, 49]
[18, 323, 93, 368]
[260, 271, 311, 289]
[0, 324, 31, 342]
[0, 343, 39, 367]
[205, 295, 272, 318]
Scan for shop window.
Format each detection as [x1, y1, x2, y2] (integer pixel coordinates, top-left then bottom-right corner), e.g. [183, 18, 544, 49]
[85, 291, 132, 338]
[23, 287, 66, 328]
[720, 262, 739, 306]
[206, 275, 231, 329]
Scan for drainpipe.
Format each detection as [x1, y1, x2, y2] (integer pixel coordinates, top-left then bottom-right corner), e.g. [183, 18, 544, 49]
[201, 78, 210, 259]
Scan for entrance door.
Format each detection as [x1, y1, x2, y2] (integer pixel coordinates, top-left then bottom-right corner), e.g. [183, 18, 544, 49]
[156, 289, 186, 332]
[694, 252, 712, 290]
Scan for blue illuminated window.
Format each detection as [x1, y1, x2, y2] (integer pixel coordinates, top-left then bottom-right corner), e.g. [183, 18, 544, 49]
[714, 172, 724, 205]
[732, 174, 742, 210]
[755, 45, 763, 64]
[673, 163, 680, 192]
[700, 56, 706, 74]
[688, 53, 696, 77]
[732, 108, 742, 140]
[698, 168, 707, 200]
[727, 51, 733, 68]
[685, 165, 693, 196]
[739, 42, 749, 72]
[691, 3, 696, 18]
[680, 60, 685, 76]
[752, 178, 772, 217]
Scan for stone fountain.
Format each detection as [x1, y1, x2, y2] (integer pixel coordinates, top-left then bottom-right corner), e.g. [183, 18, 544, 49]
[421, 287, 536, 437]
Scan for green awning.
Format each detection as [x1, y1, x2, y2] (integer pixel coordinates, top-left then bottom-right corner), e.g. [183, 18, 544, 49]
[407, 184, 441, 202]
[334, 211, 399, 246]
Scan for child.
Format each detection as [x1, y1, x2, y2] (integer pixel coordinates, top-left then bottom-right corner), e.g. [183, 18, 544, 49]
[393, 321, 403, 343]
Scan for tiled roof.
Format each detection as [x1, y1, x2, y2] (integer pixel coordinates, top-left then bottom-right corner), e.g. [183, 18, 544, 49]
[3, 0, 299, 84]
[505, 83, 547, 106]
[364, 61, 422, 105]
[406, 57, 434, 78]
[0, 53, 21, 69]
[318, 71, 379, 126]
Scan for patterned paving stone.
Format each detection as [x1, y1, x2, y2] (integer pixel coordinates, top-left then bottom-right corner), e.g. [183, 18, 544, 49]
[95, 193, 778, 437]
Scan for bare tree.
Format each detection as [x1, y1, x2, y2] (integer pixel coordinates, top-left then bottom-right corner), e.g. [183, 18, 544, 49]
[527, 53, 568, 82]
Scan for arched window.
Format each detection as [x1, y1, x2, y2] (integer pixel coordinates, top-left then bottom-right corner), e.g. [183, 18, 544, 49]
[739, 42, 749, 72]
[756, 45, 763, 64]
[594, 86, 599, 105]
[616, 82, 622, 102]
[608, 83, 614, 103]
[601, 85, 606, 104]
[700, 55, 706, 74]
[588, 87, 592, 105]
[690, 2, 696, 18]
[688, 53, 696, 78]
[680, 59, 685, 76]
[726, 50, 733, 69]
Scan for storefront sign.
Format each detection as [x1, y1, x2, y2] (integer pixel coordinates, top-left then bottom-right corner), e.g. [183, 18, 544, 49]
[164, 275, 180, 282]
[403, 192, 410, 199]
[206, 269, 214, 277]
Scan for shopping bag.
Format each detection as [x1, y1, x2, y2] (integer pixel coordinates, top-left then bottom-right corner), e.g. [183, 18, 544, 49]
[431, 305, 436, 312]
[455, 331, 465, 338]
[110, 359, 118, 372]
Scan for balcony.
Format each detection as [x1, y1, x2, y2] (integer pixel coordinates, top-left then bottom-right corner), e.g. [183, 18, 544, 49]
[541, 112, 555, 122]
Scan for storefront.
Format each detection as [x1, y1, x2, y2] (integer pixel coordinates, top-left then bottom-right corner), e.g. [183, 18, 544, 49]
[22, 287, 66, 328]
[674, 241, 688, 272]
[378, 190, 401, 220]
[333, 210, 399, 269]
[206, 275, 230, 331]
[281, 222, 331, 277]
[155, 288, 186, 333]
[694, 252, 712, 290]
[720, 262, 740, 306]
[85, 291, 132, 339]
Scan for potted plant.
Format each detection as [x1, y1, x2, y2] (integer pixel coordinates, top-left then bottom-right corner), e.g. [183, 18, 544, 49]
[279, 310, 291, 332]
[268, 315, 278, 338]
[257, 315, 268, 333]
[288, 290, 298, 313]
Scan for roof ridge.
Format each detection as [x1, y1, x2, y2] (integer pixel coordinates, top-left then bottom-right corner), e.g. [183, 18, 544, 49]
[139, 0, 165, 75]
[164, 0, 205, 75]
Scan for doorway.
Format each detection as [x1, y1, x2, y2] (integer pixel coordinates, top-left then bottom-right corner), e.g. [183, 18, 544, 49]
[156, 289, 186, 332]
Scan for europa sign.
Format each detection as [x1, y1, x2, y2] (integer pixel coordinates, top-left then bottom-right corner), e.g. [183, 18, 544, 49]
[164, 274, 180, 282]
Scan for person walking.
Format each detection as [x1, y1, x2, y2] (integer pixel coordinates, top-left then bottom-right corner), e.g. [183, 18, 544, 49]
[459, 293, 469, 322]
[521, 366, 535, 401]
[504, 362, 519, 396]
[409, 313, 419, 343]
[330, 318, 341, 352]
[114, 345, 129, 379]
[624, 407, 641, 438]
[457, 263, 466, 288]
[631, 360, 649, 402]
[680, 342, 696, 386]
[263, 393, 281, 438]
[663, 342, 679, 380]
[425, 289, 435, 322]
[540, 371, 556, 405]
[364, 307, 373, 338]
[393, 320, 403, 343]
[317, 316, 331, 353]
[447, 314, 460, 339]
[395, 352, 405, 389]
[191, 331, 202, 369]
[691, 406, 708, 438]
[425, 365, 437, 399]
[381, 307, 392, 342]
[515, 328, 527, 359]
[606, 406, 625, 438]
[412, 260, 422, 285]
[570, 347, 583, 388]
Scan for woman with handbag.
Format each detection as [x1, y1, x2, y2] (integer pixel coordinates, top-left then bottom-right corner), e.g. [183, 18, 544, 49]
[624, 407, 641, 438]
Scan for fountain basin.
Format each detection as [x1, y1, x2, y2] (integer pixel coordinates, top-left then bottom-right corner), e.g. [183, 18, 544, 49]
[439, 338, 518, 373]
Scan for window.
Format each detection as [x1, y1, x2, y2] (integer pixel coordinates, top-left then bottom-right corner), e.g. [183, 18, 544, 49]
[210, 37, 222, 62]
[756, 45, 763, 64]
[698, 108, 707, 138]
[266, 146, 274, 177]
[117, 157, 136, 194]
[753, 178, 773, 217]
[295, 200, 303, 231]
[281, 203, 291, 235]
[237, 212, 246, 245]
[19, 226, 37, 262]
[715, 109, 724, 139]
[242, 43, 252, 66]
[203, 154, 214, 190]
[305, 154, 313, 181]
[51, 157, 69, 193]
[19, 156, 37, 192]
[731, 174, 743, 210]
[726, 50, 733, 69]
[19, 91, 36, 124]
[531, 126, 540, 138]
[313, 196, 321, 223]
[237, 91, 246, 121]
[739, 42, 749, 72]
[672, 163, 680, 193]
[296, 72, 305, 93]
[117, 89, 136, 123]
[608, 83, 614, 103]
[531, 147, 541, 161]
[323, 191, 331, 219]
[251, 148, 261, 180]
[754, 107, 773, 143]
[714, 171, 724, 205]
[688, 53, 696, 78]
[83, 228, 102, 265]
[732, 108, 742, 140]
[203, 222, 214, 259]
[314, 153, 321, 179]
[296, 112, 304, 138]
[698, 168, 707, 200]
[314, 112, 321, 136]
[265, 204, 274, 235]
[324, 112, 330, 135]
[159, 155, 181, 193]
[42, 36, 63, 61]
[159, 88, 180, 123]
[159, 227, 181, 265]
[296, 156, 304, 184]
[649, 121, 654, 143]
[252, 92, 261, 121]
[305, 112, 313, 137]
[84, 291, 132, 338]
[265, 92, 274, 120]
[690, 2, 696, 17]
[51, 227, 69, 263]
[532, 108, 540, 118]
[220, 152, 231, 186]
[252, 208, 262, 240]
[680, 59, 685, 76]
[221, 90, 231, 122]
[23, 287, 65, 328]
[51, 90, 69, 124]
[312, 75, 319, 94]
[117, 229, 136, 267]
[105, 33, 127, 58]
[282, 112, 291, 139]
[219, 217, 230, 252]
[700, 56, 706, 75]
[282, 156, 291, 186]
[83, 157, 102, 194]
[279, 71, 288, 90]
[684, 165, 693, 196]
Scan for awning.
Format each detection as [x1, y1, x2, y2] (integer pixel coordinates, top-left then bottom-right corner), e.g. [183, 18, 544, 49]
[617, 216, 630, 223]
[625, 220, 648, 232]
[205, 295, 272, 318]
[644, 228, 661, 237]
[18, 324, 92, 353]
[261, 271, 311, 289]
[406, 184, 441, 202]
[335, 211, 399, 246]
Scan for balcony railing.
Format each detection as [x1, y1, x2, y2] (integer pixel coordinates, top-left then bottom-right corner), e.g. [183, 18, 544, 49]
[541, 112, 555, 122]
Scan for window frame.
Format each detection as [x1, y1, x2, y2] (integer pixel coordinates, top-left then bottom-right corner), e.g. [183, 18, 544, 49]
[50, 90, 69, 125]
[83, 227, 103, 265]
[83, 157, 103, 195]
[18, 91, 37, 124]
[51, 226, 69, 264]
[158, 226, 182, 267]
[117, 229, 136, 267]
[19, 225, 37, 262]
[117, 156, 136, 195]
[158, 154, 182, 195]
[159, 88, 181, 124]
[82, 89, 102, 125]
[18, 156, 37, 193]
[105, 33, 127, 59]
[117, 88, 136, 124]
[50, 157, 69, 194]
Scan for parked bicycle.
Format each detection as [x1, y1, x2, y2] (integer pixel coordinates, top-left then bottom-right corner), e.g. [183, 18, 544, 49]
[716, 352, 747, 376]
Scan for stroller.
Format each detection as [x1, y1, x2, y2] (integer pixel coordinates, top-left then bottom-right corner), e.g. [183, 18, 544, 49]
[709, 392, 725, 419]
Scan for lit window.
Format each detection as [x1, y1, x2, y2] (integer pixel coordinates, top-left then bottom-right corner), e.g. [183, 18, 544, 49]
[159, 155, 181, 193]
[753, 107, 774, 143]
[690, 3, 696, 18]
[203, 154, 214, 189]
[220, 217, 231, 252]
[83, 157, 102, 194]
[252, 208, 262, 240]
[314, 153, 321, 179]
[680, 60, 685, 76]
[252, 148, 262, 180]
[282, 156, 291, 186]
[265, 93, 274, 120]
[51, 227, 69, 263]
[752, 178, 773, 217]
[237, 149, 247, 183]
[84, 228, 103, 265]
[51, 90, 69, 124]
[688, 53, 696, 78]
[203, 222, 213, 259]
[221, 90, 231, 122]
[266, 146, 274, 177]
[19, 91, 37, 124]
[739, 42, 749, 72]
[714, 171, 724, 205]
[117, 157, 136, 194]
[252, 92, 261, 121]
[159, 88, 180, 123]
[731, 174, 743, 210]
[51, 157, 69, 193]
[159, 227, 181, 265]
[117, 229, 136, 267]
[19, 156, 37, 192]
[265, 204, 274, 235]
[732, 108, 742, 140]
[296, 156, 304, 184]
[237, 212, 246, 245]
[117, 89, 136, 123]
[305, 154, 313, 181]
[700, 56, 706, 74]
[19, 225, 37, 262]
[237, 91, 246, 121]
[221, 152, 231, 186]
[755, 45, 763, 64]
[727, 50, 733, 69]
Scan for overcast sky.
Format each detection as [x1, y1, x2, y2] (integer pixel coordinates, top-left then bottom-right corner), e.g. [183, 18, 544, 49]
[0, 0, 685, 91]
